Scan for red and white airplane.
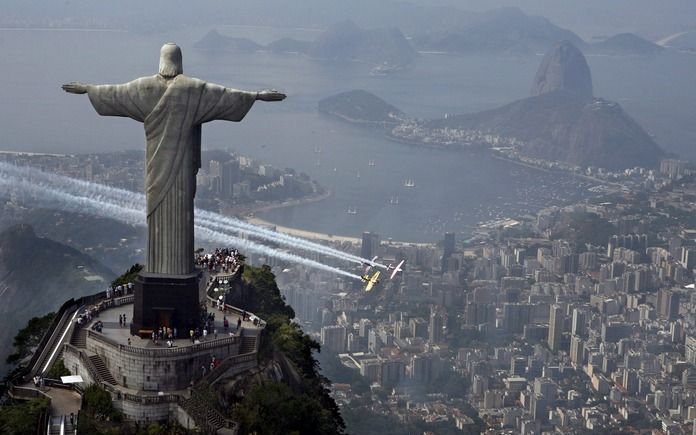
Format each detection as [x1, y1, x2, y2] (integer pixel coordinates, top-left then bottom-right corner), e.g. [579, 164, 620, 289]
[387, 260, 405, 280]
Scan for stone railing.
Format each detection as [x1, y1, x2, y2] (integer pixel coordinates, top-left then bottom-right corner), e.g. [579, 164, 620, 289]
[205, 271, 267, 329]
[86, 329, 240, 358]
[103, 294, 134, 308]
[8, 384, 52, 401]
[102, 383, 181, 405]
[201, 351, 257, 385]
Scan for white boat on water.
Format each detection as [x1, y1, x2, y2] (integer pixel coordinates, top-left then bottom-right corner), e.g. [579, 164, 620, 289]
[346, 206, 358, 215]
[403, 179, 415, 188]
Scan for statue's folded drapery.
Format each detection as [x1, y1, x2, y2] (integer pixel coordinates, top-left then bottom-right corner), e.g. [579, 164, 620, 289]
[87, 75, 256, 275]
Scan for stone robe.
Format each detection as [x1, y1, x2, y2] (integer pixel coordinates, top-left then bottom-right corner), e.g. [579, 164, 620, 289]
[87, 75, 256, 275]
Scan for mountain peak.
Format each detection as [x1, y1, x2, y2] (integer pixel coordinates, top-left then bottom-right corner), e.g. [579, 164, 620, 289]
[531, 41, 593, 99]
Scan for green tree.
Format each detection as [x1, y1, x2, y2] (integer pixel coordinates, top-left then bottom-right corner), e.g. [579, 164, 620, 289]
[46, 358, 71, 379]
[236, 383, 343, 435]
[83, 385, 120, 421]
[6, 312, 55, 365]
[111, 263, 143, 288]
[0, 397, 50, 435]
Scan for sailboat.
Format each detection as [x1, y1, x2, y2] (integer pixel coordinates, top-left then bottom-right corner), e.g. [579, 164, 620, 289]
[403, 179, 415, 188]
[368, 160, 376, 167]
[390, 196, 400, 205]
[346, 206, 358, 215]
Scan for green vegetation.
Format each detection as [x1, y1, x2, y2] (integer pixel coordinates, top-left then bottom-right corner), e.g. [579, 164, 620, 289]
[237, 265, 345, 435]
[242, 265, 295, 320]
[6, 312, 55, 365]
[0, 397, 50, 435]
[551, 211, 616, 248]
[110, 263, 143, 288]
[46, 358, 71, 379]
[236, 383, 342, 435]
[82, 384, 121, 422]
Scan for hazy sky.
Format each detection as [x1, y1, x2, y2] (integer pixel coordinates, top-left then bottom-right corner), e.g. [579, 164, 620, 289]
[3, 0, 694, 40]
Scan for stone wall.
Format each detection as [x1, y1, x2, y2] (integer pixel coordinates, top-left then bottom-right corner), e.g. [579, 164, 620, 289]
[63, 344, 97, 386]
[85, 331, 240, 391]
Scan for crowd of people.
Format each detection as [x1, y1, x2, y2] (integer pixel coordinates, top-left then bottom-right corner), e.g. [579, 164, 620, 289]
[150, 325, 178, 347]
[91, 320, 104, 333]
[75, 305, 99, 327]
[195, 248, 241, 274]
[105, 282, 134, 299]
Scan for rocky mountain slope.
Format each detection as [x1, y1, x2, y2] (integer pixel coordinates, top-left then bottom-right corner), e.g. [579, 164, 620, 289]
[531, 41, 593, 99]
[414, 7, 584, 55]
[431, 41, 663, 169]
[0, 224, 115, 375]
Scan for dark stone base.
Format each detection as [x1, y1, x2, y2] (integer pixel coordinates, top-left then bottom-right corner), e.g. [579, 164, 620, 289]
[130, 272, 202, 335]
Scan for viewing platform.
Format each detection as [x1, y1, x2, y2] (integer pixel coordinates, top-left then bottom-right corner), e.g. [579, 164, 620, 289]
[15, 256, 266, 430]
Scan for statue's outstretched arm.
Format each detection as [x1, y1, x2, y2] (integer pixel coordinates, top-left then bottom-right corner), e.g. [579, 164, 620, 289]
[61, 82, 91, 95]
[255, 89, 286, 102]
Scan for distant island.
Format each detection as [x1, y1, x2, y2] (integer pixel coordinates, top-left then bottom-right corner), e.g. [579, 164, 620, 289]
[318, 90, 405, 126]
[195, 21, 417, 69]
[588, 33, 664, 56]
[194, 29, 263, 52]
[319, 41, 664, 170]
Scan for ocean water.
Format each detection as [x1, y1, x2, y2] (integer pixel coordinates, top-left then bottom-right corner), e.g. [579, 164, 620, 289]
[1, 25, 694, 241]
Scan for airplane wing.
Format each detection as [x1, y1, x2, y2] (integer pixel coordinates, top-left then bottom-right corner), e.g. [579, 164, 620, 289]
[390, 260, 404, 280]
[366, 271, 380, 292]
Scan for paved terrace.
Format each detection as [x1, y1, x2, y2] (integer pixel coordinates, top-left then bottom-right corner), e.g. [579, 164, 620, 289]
[83, 265, 262, 349]
[86, 300, 261, 349]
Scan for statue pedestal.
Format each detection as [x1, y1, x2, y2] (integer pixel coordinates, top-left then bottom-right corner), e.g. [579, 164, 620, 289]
[131, 272, 202, 336]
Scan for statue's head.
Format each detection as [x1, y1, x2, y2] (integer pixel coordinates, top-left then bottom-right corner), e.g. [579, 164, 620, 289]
[159, 43, 183, 78]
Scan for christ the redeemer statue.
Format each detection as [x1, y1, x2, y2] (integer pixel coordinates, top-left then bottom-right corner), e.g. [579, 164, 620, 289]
[63, 43, 285, 276]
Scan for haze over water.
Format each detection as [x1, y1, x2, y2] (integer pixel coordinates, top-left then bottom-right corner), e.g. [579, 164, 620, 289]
[1, 25, 695, 241]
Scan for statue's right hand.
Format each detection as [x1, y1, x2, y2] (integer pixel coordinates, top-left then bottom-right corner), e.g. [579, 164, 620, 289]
[62, 82, 88, 94]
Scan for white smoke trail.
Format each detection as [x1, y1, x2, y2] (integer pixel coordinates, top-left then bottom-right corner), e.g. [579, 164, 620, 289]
[0, 161, 383, 268]
[0, 169, 361, 280]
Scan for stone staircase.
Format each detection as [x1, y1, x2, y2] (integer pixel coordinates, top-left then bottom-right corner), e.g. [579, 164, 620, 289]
[239, 335, 257, 354]
[88, 355, 117, 385]
[180, 383, 231, 434]
[71, 328, 87, 348]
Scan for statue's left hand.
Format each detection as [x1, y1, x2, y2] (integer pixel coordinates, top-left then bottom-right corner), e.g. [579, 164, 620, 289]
[256, 90, 286, 102]
[62, 82, 88, 94]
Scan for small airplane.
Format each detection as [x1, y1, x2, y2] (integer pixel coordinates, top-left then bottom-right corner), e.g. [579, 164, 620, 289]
[362, 256, 379, 274]
[361, 271, 380, 292]
[387, 260, 405, 280]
